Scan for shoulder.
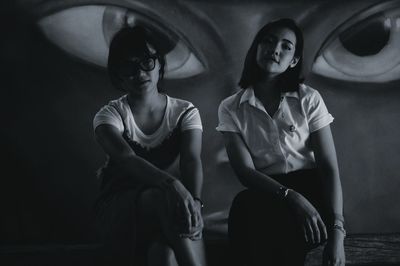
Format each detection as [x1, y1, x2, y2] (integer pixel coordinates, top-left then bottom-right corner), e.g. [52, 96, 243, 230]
[93, 95, 127, 131]
[298, 83, 324, 103]
[96, 95, 128, 114]
[167, 95, 195, 112]
[166, 95, 203, 131]
[219, 89, 243, 111]
[298, 83, 320, 97]
[166, 95, 200, 122]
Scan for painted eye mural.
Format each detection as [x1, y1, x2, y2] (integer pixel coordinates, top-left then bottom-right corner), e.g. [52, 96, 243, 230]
[37, 5, 206, 79]
[312, 0, 400, 82]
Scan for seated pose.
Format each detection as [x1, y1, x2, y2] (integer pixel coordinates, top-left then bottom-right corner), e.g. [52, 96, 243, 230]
[93, 26, 206, 266]
[217, 19, 345, 266]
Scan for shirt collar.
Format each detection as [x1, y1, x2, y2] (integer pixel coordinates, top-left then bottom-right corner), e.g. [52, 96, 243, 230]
[239, 87, 299, 107]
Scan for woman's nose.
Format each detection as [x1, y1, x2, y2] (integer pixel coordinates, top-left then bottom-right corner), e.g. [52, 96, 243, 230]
[273, 45, 281, 56]
[138, 69, 148, 77]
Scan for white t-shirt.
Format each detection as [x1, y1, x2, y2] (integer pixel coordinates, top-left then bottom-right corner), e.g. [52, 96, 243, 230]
[216, 84, 334, 175]
[93, 94, 202, 149]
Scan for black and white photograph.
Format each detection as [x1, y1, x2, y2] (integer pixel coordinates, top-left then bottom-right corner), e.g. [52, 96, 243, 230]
[1, 0, 400, 265]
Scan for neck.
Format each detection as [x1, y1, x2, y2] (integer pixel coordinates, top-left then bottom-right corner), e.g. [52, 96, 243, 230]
[253, 76, 281, 101]
[127, 88, 163, 111]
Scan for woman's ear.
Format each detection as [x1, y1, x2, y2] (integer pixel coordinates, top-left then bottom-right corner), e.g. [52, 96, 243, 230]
[290, 56, 299, 68]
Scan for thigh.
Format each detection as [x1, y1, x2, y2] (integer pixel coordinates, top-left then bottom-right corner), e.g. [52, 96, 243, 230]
[147, 238, 178, 266]
[96, 189, 142, 265]
[229, 189, 307, 266]
[136, 188, 168, 244]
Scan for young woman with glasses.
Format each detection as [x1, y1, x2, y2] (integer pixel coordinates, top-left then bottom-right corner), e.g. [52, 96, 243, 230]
[217, 18, 345, 266]
[93, 26, 206, 266]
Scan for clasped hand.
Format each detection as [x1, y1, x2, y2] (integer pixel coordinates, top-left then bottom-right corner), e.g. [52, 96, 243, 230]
[164, 179, 203, 240]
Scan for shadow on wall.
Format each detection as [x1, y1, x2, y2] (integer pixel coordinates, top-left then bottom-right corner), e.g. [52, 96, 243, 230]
[2, 0, 400, 244]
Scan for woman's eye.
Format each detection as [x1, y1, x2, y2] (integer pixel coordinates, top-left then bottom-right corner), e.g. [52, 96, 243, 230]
[312, 1, 400, 83]
[282, 44, 292, 51]
[37, 5, 206, 79]
[262, 38, 274, 45]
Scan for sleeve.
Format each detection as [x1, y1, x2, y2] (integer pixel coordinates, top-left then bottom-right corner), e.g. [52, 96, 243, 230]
[181, 107, 203, 131]
[306, 90, 334, 132]
[93, 105, 124, 133]
[216, 100, 240, 133]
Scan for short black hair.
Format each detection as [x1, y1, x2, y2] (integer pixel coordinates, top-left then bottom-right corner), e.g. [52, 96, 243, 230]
[107, 26, 166, 91]
[238, 18, 304, 92]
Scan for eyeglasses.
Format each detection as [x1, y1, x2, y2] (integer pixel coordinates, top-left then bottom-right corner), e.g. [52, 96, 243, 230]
[118, 55, 157, 77]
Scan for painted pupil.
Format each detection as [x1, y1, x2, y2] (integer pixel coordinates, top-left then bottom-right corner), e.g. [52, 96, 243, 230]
[339, 17, 390, 56]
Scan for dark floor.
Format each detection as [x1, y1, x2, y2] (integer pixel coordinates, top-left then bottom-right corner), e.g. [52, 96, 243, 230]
[1, 234, 400, 266]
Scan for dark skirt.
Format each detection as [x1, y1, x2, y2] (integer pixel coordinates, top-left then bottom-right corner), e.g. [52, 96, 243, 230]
[95, 185, 152, 266]
[228, 168, 328, 266]
[94, 163, 157, 266]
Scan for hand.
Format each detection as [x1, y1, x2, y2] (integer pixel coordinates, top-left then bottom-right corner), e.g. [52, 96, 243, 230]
[286, 190, 328, 244]
[182, 199, 204, 241]
[164, 179, 203, 238]
[323, 229, 345, 266]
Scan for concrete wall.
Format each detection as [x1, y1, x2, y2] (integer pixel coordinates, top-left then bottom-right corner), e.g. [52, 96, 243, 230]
[2, 0, 399, 244]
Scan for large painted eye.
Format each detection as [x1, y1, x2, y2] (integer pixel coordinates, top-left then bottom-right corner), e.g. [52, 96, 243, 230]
[312, 1, 400, 83]
[37, 5, 206, 79]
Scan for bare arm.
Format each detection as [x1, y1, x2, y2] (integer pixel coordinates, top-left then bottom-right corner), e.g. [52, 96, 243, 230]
[310, 125, 344, 224]
[179, 129, 203, 199]
[222, 131, 284, 194]
[95, 124, 175, 187]
[179, 129, 204, 236]
[223, 131, 328, 244]
[310, 125, 345, 266]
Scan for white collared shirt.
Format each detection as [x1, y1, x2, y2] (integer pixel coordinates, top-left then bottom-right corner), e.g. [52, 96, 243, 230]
[216, 84, 334, 175]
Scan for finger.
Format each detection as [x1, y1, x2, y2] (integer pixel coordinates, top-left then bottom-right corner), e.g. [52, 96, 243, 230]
[311, 216, 321, 243]
[302, 225, 309, 243]
[317, 215, 328, 241]
[187, 201, 198, 228]
[180, 200, 192, 233]
[306, 221, 314, 244]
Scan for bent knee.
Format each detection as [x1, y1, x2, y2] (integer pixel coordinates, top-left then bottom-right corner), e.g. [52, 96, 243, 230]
[148, 240, 176, 262]
[138, 188, 165, 209]
[137, 188, 170, 220]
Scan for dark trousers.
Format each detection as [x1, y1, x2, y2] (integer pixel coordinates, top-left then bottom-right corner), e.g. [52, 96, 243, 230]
[228, 169, 328, 266]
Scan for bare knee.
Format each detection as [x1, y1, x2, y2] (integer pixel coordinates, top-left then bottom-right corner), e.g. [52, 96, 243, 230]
[148, 240, 177, 266]
[137, 188, 166, 218]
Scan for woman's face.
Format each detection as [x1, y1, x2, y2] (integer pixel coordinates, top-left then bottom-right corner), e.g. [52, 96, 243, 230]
[256, 26, 298, 77]
[118, 44, 161, 93]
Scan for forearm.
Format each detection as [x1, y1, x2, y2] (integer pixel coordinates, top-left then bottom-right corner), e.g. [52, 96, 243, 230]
[317, 164, 344, 223]
[117, 154, 176, 188]
[180, 158, 203, 199]
[237, 167, 285, 197]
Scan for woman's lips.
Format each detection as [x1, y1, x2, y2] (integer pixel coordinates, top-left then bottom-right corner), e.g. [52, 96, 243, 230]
[135, 79, 150, 84]
[268, 57, 279, 63]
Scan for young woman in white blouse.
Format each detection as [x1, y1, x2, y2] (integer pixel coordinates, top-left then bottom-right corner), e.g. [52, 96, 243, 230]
[217, 19, 345, 266]
[93, 26, 206, 266]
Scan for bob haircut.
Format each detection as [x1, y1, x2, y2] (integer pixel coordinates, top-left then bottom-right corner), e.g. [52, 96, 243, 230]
[107, 26, 166, 91]
[238, 18, 304, 92]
